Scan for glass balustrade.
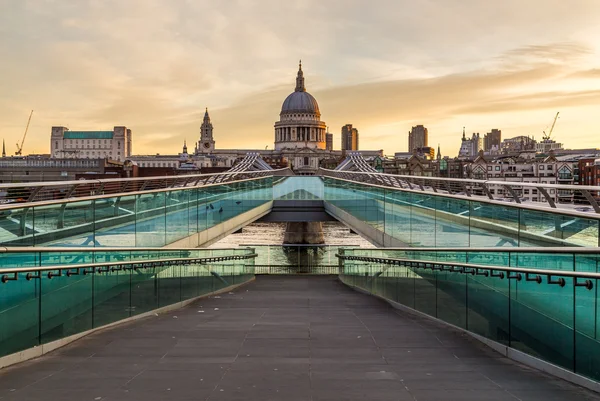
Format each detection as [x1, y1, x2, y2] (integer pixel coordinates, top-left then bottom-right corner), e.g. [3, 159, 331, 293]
[324, 177, 600, 248]
[338, 248, 600, 382]
[0, 248, 256, 359]
[0, 177, 273, 247]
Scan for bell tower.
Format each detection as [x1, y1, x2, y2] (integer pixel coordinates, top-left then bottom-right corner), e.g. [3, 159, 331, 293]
[198, 108, 215, 153]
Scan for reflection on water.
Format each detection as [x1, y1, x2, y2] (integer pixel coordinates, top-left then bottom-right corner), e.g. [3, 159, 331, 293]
[210, 222, 374, 272]
[209, 221, 375, 248]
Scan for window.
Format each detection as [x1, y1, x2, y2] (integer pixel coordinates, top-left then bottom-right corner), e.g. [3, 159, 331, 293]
[524, 189, 530, 194]
[547, 165, 553, 170]
[495, 166, 500, 171]
[304, 157, 309, 165]
[540, 165, 544, 170]
[487, 166, 492, 171]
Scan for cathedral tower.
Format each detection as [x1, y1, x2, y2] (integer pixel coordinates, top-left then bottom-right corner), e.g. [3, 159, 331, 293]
[198, 108, 215, 153]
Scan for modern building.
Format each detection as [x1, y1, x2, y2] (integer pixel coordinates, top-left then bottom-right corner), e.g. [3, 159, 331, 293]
[484, 129, 502, 152]
[325, 131, 333, 151]
[50, 126, 132, 162]
[408, 125, 428, 152]
[501, 135, 536, 153]
[535, 138, 564, 153]
[341, 124, 359, 151]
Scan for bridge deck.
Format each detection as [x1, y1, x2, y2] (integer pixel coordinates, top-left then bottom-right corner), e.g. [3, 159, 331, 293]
[0, 276, 598, 401]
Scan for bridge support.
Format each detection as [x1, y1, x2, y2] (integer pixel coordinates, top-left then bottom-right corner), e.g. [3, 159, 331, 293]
[283, 222, 325, 244]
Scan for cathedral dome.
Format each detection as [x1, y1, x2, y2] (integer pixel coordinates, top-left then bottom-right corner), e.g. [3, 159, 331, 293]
[281, 91, 320, 114]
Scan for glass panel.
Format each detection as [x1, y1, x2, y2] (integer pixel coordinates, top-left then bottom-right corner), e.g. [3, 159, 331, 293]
[0, 274, 39, 357]
[135, 192, 166, 247]
[40, 272, 93, 344]
[166, 190, 190, 244]
[95, 195, 137, 247]
[93, 267, 131, 327]
[0, 206, 35, 246]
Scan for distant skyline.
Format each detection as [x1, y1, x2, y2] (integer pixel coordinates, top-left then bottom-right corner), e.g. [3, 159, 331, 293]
[1, 0, 600, 156]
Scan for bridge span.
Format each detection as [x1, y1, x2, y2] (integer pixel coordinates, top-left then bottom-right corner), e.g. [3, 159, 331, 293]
[1, 166, 600, 398]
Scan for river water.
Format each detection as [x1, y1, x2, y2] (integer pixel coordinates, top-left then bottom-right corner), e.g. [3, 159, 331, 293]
[210, 221, 375, 248]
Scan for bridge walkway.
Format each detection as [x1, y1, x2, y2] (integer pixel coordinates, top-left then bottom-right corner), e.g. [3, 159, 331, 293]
[0, 276, 597, 401]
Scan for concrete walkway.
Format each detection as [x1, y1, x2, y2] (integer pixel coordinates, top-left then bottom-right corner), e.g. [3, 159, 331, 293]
[0, 276, 598, 401]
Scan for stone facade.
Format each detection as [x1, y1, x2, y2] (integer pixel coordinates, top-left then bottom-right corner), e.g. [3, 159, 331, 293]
[51, 126, 132, 162]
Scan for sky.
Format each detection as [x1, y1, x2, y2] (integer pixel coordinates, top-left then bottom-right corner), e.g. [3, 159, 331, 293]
[1, 0, 600, 157]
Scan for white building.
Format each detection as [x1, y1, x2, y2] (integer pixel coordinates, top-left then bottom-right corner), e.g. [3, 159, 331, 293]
[51, 126, 132, 162]
[458, 131, 482, 158]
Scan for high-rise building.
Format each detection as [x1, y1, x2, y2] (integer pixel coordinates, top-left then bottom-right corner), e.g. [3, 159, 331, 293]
[484, 129, 502, 152]
[408, 125, 428, 152]
[341, 124, 359, 151]
[326, 130, 333, 151]
[51, 126, 132, 161]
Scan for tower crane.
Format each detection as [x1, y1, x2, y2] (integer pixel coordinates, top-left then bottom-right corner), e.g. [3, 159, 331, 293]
[15, 110, 33, 156]
[542, 111, 559, 141]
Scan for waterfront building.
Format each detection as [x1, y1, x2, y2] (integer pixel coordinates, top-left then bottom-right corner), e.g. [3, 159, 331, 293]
[50, 126, 132, 161]
[0, 156, 126, 183]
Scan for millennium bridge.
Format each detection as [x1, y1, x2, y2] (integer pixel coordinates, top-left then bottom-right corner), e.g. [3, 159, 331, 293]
[1, 155, 600, 400]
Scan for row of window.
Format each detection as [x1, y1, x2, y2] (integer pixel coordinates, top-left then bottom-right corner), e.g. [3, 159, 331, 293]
[64, 139, 110, 144]
[55, 141, 121, 149]
[137, 162, 179, 168]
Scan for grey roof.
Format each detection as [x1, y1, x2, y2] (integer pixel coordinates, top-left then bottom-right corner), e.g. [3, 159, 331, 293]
[281, 91, 320, 115]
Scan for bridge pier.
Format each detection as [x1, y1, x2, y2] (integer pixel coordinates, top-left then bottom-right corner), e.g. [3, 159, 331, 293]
[283, 222, 325, 244]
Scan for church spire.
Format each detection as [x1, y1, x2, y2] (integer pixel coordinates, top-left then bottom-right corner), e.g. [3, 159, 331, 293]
[204, 107, 210, 121]
[2, 139, 5, 158]
[295, 60, 305, 92]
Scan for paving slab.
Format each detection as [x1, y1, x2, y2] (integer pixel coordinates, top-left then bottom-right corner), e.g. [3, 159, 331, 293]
[0, 275, 599, 401]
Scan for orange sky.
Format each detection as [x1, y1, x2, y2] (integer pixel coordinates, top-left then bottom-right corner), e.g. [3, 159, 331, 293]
[1, 0, 600, 157]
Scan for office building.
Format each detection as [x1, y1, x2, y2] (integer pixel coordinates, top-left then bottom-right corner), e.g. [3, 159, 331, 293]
[484, 129, 502, 152]
[408, 125, 428, 152]
[341, 124, 359, 151]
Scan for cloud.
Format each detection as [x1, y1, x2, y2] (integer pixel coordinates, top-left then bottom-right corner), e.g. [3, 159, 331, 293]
[1, 1, 600, 155]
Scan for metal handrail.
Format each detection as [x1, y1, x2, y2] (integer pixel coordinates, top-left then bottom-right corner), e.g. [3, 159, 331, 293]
[321, 168, 600, 192]
[320, 170, 600, 217]
[338, 247, 600, 254]
[0, 174, 274, 211]
[0, 254, 258, 280]
[0, 168, 289, 207]
[336, 254, 598, 288]
[0, 246, 253, 253]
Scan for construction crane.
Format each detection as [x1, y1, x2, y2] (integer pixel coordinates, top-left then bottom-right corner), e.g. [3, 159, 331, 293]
[542, 111, 559, 141]
[15, 110, 33, 156]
